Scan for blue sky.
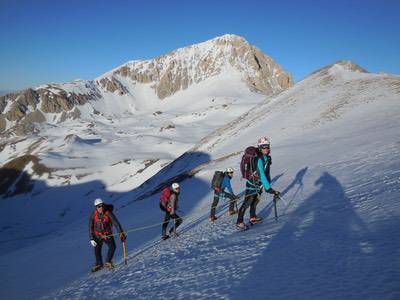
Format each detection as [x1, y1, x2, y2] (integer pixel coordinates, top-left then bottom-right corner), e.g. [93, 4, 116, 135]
[0, 0, 399, 91]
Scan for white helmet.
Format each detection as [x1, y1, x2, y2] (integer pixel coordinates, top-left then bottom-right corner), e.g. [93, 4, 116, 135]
[257, 136, 270, 148]
[94, 198, 103, 206]
[171, 182, 180, 190]
[226, 167, 234, 173]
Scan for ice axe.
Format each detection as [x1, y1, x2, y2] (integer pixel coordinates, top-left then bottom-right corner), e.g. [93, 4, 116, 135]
[235, 196, 240, 212]
[122, 240, 128, 265]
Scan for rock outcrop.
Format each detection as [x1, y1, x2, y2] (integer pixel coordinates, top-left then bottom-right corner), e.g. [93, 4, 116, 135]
[312, 60, 368, 76]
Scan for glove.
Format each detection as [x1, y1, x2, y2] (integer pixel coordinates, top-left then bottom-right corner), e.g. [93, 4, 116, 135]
[120, 232, 127, 242]
[267, 188, 280, 196]
[90, 240, 97, 247]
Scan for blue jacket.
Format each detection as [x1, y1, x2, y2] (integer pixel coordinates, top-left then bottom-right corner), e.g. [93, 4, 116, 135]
[257, 155, 271, 191]
[221, 174, 234, 194]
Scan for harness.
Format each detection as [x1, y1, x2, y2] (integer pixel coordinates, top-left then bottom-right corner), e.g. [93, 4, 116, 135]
[246, 155, 270, 196]
[93, 210, 112, 238]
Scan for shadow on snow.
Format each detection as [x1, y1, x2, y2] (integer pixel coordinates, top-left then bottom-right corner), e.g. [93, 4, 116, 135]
[232, 171, 399, 299]
[0, 151, 212, 255]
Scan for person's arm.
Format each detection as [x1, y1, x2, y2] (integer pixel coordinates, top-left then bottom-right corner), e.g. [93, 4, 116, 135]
[169, 193, 177, 214]
[257, 157, 271, 191]
[108, 211, 124, 234]
[266, 157, 272, 183]
[89, 213, 95, 240]
[222, 175, 234, 194]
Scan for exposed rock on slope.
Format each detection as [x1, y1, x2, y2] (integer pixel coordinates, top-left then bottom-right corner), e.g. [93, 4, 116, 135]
[0, 155, 52, 197]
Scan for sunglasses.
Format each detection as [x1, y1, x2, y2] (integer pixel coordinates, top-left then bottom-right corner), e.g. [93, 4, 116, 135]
[260, 145, 270, 149]
[96, 204, 103, 208]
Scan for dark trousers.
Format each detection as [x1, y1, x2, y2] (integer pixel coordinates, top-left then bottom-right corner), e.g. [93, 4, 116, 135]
[210, 191, 236, 218]
[237, 182, 262, 224]
[94, 237, 116, 265]
[161, 207, 182, 236]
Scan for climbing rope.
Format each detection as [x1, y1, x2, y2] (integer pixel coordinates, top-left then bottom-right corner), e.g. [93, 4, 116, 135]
[104, 188, 285, 239]
[104, 192, 244, 238]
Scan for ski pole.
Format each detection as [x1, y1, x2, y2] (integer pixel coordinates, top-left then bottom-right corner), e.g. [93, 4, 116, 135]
[122, 241, 128, 265]
[273, 195, 278, 221]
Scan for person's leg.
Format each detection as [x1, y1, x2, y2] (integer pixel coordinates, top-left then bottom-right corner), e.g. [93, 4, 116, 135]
[94, 238, 103, 266]
[105, 237, 116, 263]
[224, 192, 236, 212]
[237, 185, 253, 224]
[210, 192, 220, 218]
[250, 191, 261, 218]
[162, 211, 171, 236]
[170, 213, 182, 234]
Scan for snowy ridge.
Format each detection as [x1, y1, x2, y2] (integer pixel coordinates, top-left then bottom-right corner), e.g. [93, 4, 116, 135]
[1, 61, 399, 299]
[193, 63, 400, 156]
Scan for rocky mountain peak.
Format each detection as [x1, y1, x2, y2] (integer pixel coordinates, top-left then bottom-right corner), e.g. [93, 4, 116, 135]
[105, 34, 292, 99]
[312, 60, 368, 77]
[332, 60, 368, 73]
[204, 34, 249, 47]
[1, 34, 292, 134]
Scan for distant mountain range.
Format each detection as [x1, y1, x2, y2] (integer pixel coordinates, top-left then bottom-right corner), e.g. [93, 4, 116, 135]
[0, 34, 292, 135]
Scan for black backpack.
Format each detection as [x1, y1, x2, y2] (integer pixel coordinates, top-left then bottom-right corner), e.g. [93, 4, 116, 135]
[103, 203, 114, 212]
[211, 171, 224, 190]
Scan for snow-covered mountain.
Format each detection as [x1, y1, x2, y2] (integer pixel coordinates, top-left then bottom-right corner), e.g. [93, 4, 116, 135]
[0, 34, 291, 135]
[0, 35, 293, 247]
[0, 47, 399, 299]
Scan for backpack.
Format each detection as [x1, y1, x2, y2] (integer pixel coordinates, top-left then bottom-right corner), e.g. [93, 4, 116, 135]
[160, 187, 171, 208]
[240, 146, 260, 181]
[103, 203, 114, 212]
[211, 171, 225, 191]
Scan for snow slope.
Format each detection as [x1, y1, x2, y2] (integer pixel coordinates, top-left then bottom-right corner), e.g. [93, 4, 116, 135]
[1, 62, 400, 299]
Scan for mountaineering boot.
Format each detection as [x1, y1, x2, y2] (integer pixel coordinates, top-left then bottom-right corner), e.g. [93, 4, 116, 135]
[209, 216, 218, 222]
[228, 210, 237, 216]
[161, 235, 170, 240]
[249, 216, 263, 225]
[169, 227, 179, 237]
[91, 264, 103, 272]
[105, 262, 114, 270]
[236, 222, 249, 231]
